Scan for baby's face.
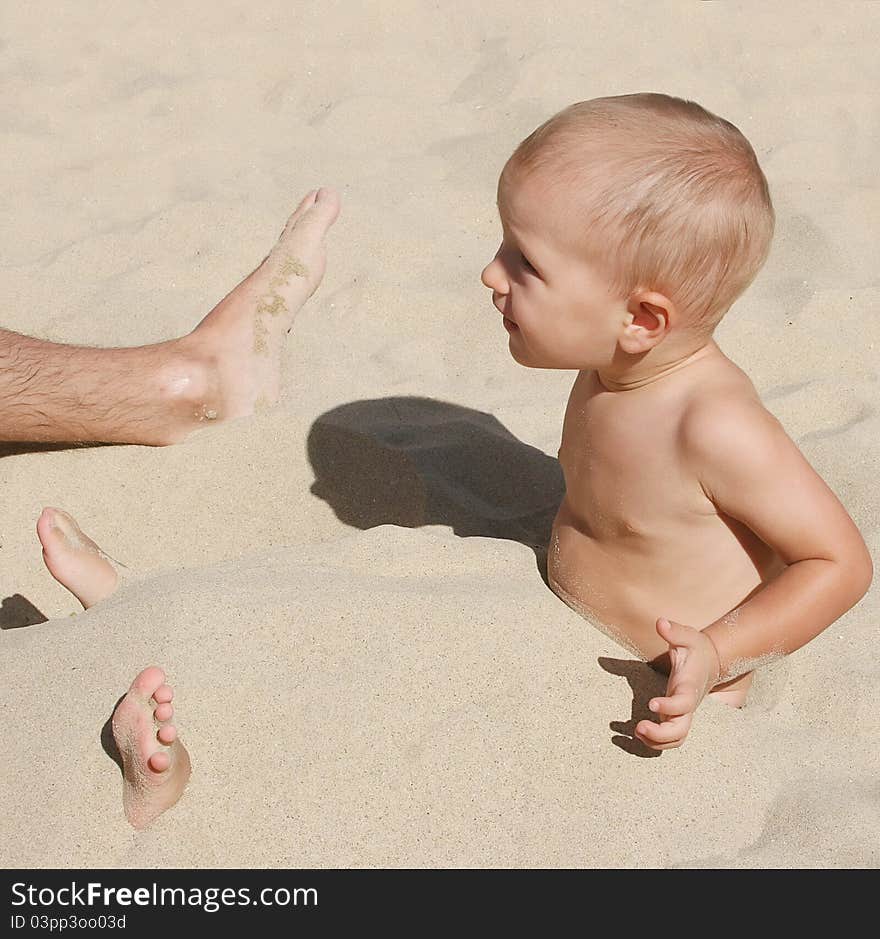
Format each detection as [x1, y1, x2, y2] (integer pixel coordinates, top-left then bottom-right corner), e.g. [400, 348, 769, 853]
[481, 168, 628, 370]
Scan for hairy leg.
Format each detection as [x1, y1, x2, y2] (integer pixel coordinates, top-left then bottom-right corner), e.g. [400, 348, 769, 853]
[0, 330, 208, 445]
[1, 188, 340, 446]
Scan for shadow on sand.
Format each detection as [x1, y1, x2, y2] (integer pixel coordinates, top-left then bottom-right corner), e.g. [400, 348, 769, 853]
[0, 441, 111, 460]
[307, 396, 666, 757]
[100, 697, 126, 774]
[598, 657, 668, 758]
[0, 593, 49, 629]
[307, 395, 565, 583]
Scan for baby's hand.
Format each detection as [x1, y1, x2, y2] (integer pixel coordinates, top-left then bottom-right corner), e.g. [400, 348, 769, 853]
[634, 618, 721, 750]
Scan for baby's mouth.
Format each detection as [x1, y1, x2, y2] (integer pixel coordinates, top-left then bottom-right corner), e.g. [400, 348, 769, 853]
[503, 316, 519, 332]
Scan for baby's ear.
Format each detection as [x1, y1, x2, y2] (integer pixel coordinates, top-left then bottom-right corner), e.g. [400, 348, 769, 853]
[619, 291, 674, 354]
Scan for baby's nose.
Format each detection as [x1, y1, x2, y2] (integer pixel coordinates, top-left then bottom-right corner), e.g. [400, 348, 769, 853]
[481, 256, 507, 293]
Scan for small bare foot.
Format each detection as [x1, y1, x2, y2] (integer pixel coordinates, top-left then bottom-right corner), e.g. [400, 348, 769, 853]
[186, 187, 341, 420]
[708, 670, 753, 708]
[37, 507, 118, 609]
[111, 666, 192, 830]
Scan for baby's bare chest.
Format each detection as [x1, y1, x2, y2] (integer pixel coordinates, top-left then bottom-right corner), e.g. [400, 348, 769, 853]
[558, 382, 707, 531]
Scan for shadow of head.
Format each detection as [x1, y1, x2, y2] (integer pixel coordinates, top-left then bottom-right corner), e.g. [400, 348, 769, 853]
[0, 594, 49, 630]
[599, 656, 669, 759]
[307, 396, 565, 560]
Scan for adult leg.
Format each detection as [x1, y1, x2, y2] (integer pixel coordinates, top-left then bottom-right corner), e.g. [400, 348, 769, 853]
[1, 188, 340, 445]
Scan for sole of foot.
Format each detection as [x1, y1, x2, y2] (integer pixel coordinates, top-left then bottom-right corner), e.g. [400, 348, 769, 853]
[111, 666, 192, 830]
[36, 507, 119, 609]
[185, 186, 341, 421]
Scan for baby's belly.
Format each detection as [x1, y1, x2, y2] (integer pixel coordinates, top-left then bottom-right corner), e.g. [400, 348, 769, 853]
[548, 500, 784, 661]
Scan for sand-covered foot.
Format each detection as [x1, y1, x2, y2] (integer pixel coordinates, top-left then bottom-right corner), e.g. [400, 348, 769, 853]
[111, 666, 192, 830]
[37, 507, 118, 609]
[187, 187, 341, 419]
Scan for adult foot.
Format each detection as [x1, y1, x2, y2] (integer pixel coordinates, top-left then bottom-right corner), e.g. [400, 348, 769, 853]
[185, 187, 341, 420]
[111, 666, 192, 830]
[37, 507, 118, 609]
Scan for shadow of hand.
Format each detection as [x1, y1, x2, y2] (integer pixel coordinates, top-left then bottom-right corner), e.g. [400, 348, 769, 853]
[599, 656, 668, 758]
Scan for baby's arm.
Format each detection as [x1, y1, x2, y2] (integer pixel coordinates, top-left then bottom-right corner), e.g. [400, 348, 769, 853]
[636, 397, 872, 750]
[683, 396, 873, 678]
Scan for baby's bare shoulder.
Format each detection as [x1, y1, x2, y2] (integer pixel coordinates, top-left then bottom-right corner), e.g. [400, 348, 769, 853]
[679, 365, 794, 470]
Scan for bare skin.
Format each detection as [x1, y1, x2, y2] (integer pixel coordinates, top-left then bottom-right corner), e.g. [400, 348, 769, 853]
[483, 164, 872, 749]
[1, 187, 340, 446]
[35, 516, 188, 826]
[37, 507, 119, 608]
[111, 666, 191, 829]
[549, 355, 782, 685]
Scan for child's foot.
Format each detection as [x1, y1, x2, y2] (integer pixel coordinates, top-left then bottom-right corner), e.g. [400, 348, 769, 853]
[36, 507, 118, 609]
[111, 666, 192, 830]
[187, 187, 341, 419]
[708, 670, 753, 708]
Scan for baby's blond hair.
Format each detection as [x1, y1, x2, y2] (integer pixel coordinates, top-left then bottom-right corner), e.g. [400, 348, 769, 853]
[505, 93, 775, 330]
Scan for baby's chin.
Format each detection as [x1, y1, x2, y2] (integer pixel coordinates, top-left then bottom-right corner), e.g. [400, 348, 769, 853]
[505, 331, 542, 367]
[508, 344, 546, 369]
[508, 339, 591, 370]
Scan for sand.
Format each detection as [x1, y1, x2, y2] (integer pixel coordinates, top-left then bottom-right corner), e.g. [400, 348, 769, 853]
[1, 2, 878, 868]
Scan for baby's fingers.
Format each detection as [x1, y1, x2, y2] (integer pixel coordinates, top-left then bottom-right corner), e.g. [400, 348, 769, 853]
[649, 692, 695, 719]
[635, 715, 690, 750]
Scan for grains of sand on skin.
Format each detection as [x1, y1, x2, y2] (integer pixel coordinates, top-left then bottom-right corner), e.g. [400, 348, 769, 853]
[253, 317, 270, 354]
[253, 254, 310, 353]
[274, 254, 309, 282]
[724, 648, 784, 681]
[549, 575, 646, 660]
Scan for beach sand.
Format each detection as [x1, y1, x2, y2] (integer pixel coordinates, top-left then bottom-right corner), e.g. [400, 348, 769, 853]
[1, 2, 877, 868]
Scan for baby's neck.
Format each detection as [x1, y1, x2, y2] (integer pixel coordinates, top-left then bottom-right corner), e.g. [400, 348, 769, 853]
[595, 340, 719, 392]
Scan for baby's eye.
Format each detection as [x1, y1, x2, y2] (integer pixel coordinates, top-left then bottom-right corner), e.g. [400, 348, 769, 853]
[520, 253, 537, 274]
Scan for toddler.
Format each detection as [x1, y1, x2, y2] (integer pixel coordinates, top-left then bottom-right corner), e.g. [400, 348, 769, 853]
[481, 93, 872, 749]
